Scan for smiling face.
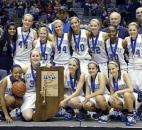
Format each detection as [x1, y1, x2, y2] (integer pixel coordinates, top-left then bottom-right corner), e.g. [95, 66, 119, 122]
[30, 50, 41, 66]
[128, 23, 138, 39]
[108, 63, 119, 78]
[90, 19, 100, 35]
[108, 25, 117, 40]
[109, 12, 121, 26]
[68, 58, 78, 75]
[38, 27, 48, 42]
[88, 63, 98, 77]
[12, 67, 23, 81]
[70, 17, 80, 33]
[54, 20, 63, 36]
[22, 14, 33, 31]
[8, 25, 16, 36]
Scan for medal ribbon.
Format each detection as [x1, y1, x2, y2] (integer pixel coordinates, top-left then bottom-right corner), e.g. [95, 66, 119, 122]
[21, 29, 30, 47]
[40, 42, 47, 59]
[91, 73, 98, 93]
[131, 37, 137, 55]
[110, 39, 118, 58]
[31, 64, 36, 81]
[73, 30, 81, 50]
[112, 78, 118, 92]
[70, 74, 76, 92]
[56, 34, 64, 52]
[92, 32, 100, 50]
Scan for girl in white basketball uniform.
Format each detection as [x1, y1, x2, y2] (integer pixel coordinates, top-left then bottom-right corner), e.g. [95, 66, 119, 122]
[69, 17, 91, 74]
[0, 65, 23, 123]
[83, 61, 110, 122]
[13, 14, 37, 67]
[22, 49, 41, 121]
[106, 25, 127, 70]
[124, 22, 142, 91]
[60, 57, 85, 119]
[33, 26, 54, 67]
[88, 19, 108, 76]
[53, 20, 71, 70]
[108, 61, 136, 126]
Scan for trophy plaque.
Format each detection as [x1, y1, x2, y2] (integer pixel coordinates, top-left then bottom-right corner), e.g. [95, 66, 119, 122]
[33, 66, 64, 121]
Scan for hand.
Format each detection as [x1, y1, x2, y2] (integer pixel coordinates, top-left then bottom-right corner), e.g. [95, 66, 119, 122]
[111, 92, 119, 101]
[5, 115, 13, 123]
[59, 100, 66, 107]
[112, 92, 118, 98]
[46, 64, 51, 68]
[83, 96, 90, 104]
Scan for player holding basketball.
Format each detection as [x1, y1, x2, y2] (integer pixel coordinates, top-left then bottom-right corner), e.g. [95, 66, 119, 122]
[0, 65, 24, 123]
[21, 49, 41, 121]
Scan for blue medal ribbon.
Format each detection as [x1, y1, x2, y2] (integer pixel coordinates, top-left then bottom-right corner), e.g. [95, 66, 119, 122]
[56, 34, 64, 52]
[31, 64, 36, 81]
[70, 74, 76, 92]
[112, 78, 118, 92]
[130, 37, 137, 55]
[21, 29, 30, 48]
[40, 41, 46, 59]
[92, 32, 99, 50]
[91, 73, 98, 93]
[110, 39, 118, 59]
[73, 30, 81, 50]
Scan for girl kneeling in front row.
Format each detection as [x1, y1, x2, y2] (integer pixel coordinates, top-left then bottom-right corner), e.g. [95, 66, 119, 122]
[108, 61, 136, 126]
[83, 61, 110, 123]
[59, 57, 87, 120]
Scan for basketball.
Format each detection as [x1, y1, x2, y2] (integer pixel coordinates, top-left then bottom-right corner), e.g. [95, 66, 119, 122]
[12, 81, 26, 97]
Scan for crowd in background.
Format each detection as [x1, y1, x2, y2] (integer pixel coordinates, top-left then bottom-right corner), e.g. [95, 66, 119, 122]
[0, 0, 141, 28]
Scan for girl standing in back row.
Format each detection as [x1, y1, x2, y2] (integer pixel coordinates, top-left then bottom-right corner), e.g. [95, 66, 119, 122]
[105, 25, 127, 70]
[88, 19, 108, 76]
[124, 22, 142, 91]
[53, 19, 71, 71]
[69, 16, 91, 74]
[14, 14, 37, 67]
[33, 26, 54, 67]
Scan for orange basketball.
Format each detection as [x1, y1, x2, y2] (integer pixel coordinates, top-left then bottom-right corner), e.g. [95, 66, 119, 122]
[12, 81, 26, 97]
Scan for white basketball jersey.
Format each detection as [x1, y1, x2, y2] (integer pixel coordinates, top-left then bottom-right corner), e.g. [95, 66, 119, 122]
[87, 72, 100, 93]
[106, 38, 127, 69]
[24, 64, 36, 93]
[89, 31, 108, 63]
[14, 27, 36, 64]
[53, 33, 71, 64]
[35, 39, 53, 65]
[110, 71, 127, 91]
[65, 72, 84, 96]
[126, 34, 142, 69]
[87, 72, 109, 94]
[71, 29, 91, 60]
